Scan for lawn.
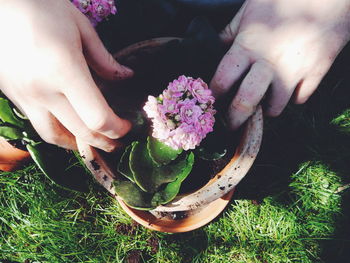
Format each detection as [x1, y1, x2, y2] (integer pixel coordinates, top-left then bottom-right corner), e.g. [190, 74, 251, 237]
[1, 47, 350, 263]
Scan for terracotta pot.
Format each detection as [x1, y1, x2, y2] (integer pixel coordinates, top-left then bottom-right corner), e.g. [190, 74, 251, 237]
[0, 138, 30, 172]
[77, 38, 263, 233]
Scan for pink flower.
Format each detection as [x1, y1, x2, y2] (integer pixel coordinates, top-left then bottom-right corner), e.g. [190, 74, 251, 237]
[188, 79, 215, 104]
[197, 112, 215, 136]
[143, 96, 159, 119]
[178, 99, 202, 125]
[166, 76, 188, 98]
[72, 0, 91, 13]
[72, 0, 117, 26]
[143, 75, 216, 150]
[159, 98, 179, 116]
[91, 0, 117, 22]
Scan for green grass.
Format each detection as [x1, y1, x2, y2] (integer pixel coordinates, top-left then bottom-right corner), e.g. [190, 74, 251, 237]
[1, 159, 348, 263]
[1, 45, 350, 263]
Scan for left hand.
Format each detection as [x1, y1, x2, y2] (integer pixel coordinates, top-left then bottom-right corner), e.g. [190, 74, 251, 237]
[210, 0, 350, 130]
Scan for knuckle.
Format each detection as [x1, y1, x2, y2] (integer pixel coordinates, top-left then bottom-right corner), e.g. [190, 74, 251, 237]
[231, 98, 255, 114]
[76, 128, 97, 142]
[212, 77, 228, 96]
[86, 115, 110, 132]
[255, 70, 271, 84]
[27, 80, 44, 97]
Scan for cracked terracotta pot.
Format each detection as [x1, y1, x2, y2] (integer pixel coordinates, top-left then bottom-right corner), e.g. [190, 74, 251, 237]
[77, 38, 263, 233]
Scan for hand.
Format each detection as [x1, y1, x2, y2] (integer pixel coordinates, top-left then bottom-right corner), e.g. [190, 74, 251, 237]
[211, 0, 350, 129]
[0, 0, 133, 151]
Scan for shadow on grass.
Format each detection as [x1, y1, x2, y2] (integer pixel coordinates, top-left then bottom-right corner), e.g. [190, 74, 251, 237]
[161, 230, 209, 263]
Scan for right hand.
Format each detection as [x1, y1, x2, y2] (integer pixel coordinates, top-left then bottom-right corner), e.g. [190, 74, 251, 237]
[0, 0, 134, 152]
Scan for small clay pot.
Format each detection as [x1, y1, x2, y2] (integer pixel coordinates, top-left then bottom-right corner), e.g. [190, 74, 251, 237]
[77, 38, 263, 233]
[0, 138, 30, 172]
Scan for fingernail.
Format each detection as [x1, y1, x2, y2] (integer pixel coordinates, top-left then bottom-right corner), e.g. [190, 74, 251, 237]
[105, 142, 118, 152]
[230, 121, 241, 131]
[120, 118, 132, 136]
[121, 65, 134, 74]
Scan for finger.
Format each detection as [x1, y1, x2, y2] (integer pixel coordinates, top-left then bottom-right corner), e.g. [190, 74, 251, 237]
[74, 9, 134, 81]
[219, 1, 248, 45]
[49, 95, 122, 152]
[63, 53, 132, 140]
[265, 75, 299, 117]
[228, 61, 273, 130]
[210, 44, 251, 98]
[294, 68, 329, 104]
[23, 106, 77, 150]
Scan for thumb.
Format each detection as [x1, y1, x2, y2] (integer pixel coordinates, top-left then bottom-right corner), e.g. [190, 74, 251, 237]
[219, 1, 248, 45]
[75, 12, 134, 81]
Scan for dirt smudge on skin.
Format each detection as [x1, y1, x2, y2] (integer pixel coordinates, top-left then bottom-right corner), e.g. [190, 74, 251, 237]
[90, 159, 100, 171]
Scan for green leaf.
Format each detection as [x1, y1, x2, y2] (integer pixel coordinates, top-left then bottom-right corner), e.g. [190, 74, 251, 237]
[117, 144, 134, 182]
[0, 126, 24, 140]
[0, 98, 25, 128]
[26, 143, 89, 192]
[147, 136, 182, 166]
[130, 141, 189, 193]
[195, 147, 227, 161]
[27, 144, 47, 175]
[114, 181, 154, 210]
[151, 152, 195, 206]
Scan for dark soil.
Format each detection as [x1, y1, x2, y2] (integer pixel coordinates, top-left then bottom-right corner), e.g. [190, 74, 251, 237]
[125, 250, 142, 263]
[147, 236, 159, 254]
[115, 221, 140, 236]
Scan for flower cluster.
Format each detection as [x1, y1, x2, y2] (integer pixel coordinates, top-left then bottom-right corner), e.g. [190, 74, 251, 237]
[144, 76, 216, 151]
[72, 0, 117, 26]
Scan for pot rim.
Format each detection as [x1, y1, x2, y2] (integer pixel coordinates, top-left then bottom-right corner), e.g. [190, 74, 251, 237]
[117, 189, 235, 233]
[113, 37, 263, 212]
[77, 37, 263, 232]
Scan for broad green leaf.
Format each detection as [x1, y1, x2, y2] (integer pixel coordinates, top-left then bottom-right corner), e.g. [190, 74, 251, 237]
[117, 144, 134, 182]
[115, 152, 195, 209]
[0, 98, 25, 128]
[114, 181, 154, 210]
[0, 126, 24, 140]
[27, 143, 89, 192]
[27, 144, 47, 175]
[147, 136, 182, 166]
[151, 152, 194, 206]
[130, 141, 189, 193]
